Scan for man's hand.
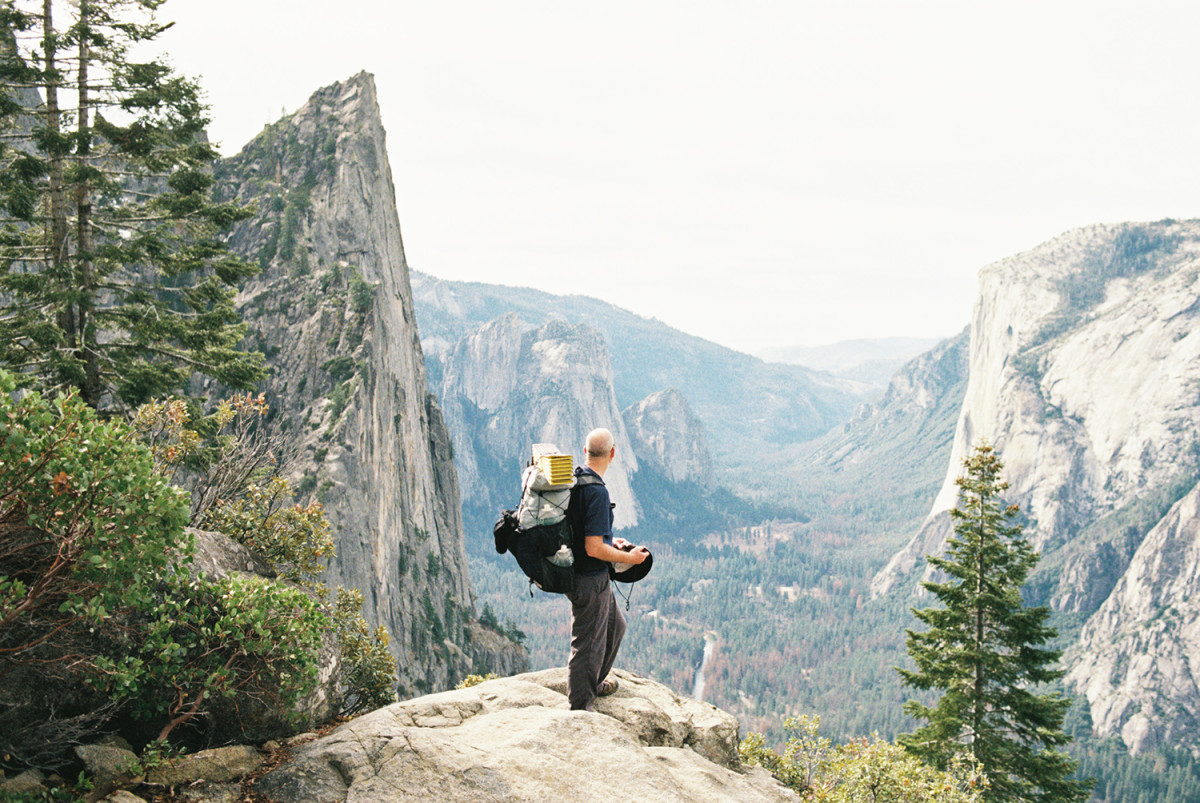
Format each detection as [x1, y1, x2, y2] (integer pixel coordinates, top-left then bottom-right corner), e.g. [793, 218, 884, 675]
[587, 537, 650, 564]
[624, 545, 650, 565]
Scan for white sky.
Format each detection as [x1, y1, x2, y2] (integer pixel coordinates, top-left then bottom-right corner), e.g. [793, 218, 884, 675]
[161, 1, 1200, 355]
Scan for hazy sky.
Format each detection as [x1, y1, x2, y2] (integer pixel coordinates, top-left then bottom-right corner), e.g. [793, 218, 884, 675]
[161, 1, 1200, 355]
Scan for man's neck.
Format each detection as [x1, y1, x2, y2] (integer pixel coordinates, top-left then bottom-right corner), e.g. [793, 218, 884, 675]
[585, 458, 610, 478]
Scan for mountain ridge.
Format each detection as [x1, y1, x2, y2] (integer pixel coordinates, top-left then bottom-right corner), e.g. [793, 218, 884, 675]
[412, 270, 871, 468]
[214, 72, 524, 694]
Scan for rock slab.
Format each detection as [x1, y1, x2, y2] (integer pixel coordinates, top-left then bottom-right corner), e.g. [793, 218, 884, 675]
[145, 745, 266, 786]
[257, 669, 795, 802]
[75, 744, 139, 784]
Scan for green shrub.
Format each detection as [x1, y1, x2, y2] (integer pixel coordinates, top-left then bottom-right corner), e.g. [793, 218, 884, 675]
[0, 372, 189, 765]
[328, 380, 354, 423]
[0, 377, 191, 625]
[0, 376, 330, 753]
[100, 572, 328, 741]
[739, 715, 985, 802]
[455, 673, 500, 690]
[140, 396, 399, 721]
[333, 588, 398, 717]
[198, 476, 333, 589]
[1, 373, 400, 764]
[322, 355, 356, 382]
[739, 715, 829, 794]
[348, 271, 376, 314]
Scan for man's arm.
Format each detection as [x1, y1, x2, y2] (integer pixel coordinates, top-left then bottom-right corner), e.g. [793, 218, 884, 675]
[585, 536, 648, 564]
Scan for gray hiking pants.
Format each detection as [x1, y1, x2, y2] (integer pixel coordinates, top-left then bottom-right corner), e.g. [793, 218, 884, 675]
[567, 571, 625, 711]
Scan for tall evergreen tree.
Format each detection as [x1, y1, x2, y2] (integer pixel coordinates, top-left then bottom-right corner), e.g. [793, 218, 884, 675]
[897, 442, 1092, 803]
[0, 0, 262, 410]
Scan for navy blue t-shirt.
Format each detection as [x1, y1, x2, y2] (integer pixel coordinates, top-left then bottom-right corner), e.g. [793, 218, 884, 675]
[570, 466, 614, 576]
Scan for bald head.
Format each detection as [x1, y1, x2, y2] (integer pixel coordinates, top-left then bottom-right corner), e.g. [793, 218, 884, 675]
[585, 428, 615, 468]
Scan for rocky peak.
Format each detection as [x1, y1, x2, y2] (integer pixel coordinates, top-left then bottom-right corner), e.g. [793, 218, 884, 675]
[623, 388, 713, 487]
[440, 314, 641, 529]
[215, 72, 524, 695]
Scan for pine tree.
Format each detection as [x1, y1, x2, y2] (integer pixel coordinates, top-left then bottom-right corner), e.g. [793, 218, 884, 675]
[0, 0, 262, 410]
[897, 442, 1092, 803]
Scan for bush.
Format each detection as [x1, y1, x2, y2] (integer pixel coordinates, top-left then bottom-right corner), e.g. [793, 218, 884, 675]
[739, 715, 986, 802]
[739, 715, 830, 794]
[328, 380, 354, 423]
[137, 395, 397, 721]
[102, 572, 328, 742]
[133, 392, 291, 521]
[0, 373, 189, 767]
[0, 372, 338, 764]
[333, 588, 398, 716]
[455, 673, 500, 690]
[199, 476, 333, 589]
[322, 355, 357, 383]
[348, 270, 376, 314]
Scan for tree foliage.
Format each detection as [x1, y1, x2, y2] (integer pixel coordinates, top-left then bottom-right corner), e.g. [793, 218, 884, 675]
[0, 0, 262, 410]
[0, 368, 329, 765]
[897, 443, 1092, 803]
[0, 368, 398, 769]
[740, 715, 986, 802]
[133, 392, 398, 720]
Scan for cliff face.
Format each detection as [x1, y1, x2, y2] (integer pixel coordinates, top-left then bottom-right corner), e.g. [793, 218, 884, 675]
[439, 313, 641, 529]
[875, 221, 1200, 598]
[870, 220, 1200, 752]
[214, 73, 524, 695]
[1065, 481, 1200, 755]
[624, 388, 714, 488]
[809, 329, 967, 479]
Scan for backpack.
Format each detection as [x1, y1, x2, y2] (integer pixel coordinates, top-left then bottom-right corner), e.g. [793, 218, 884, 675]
[493, 446, 600, 594]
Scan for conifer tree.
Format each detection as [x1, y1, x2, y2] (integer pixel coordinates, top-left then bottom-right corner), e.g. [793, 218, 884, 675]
[897, 442, 1092, 803]
[0, 0, 262, 410]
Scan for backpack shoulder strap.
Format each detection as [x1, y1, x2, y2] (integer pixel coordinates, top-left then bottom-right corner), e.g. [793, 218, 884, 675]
[573, 465, 603, 488]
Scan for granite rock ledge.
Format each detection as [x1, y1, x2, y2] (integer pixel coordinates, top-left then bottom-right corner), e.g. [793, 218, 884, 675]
[256, 668, 796, 802]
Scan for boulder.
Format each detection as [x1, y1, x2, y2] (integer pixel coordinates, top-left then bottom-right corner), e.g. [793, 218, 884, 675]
[0, 768, 46, 795]
[177, 783, 243, 803]
[188, 527, 275, 580]
[257, 669, 795, 802]
[102, 792, 148, 803]
[520, 668, 740, 768]
[145, 745, 266, 787]
[97, 734, 137, 753]
[75, 743, 139, 784]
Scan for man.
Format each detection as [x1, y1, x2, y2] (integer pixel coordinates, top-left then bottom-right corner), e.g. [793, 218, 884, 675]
[567, 427, 650, 712]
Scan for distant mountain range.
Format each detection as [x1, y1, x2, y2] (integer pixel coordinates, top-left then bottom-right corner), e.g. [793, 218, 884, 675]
[758, 337, 947, 388]
[411, 271, 874, 467]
